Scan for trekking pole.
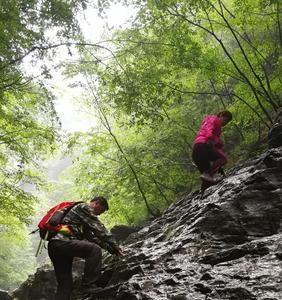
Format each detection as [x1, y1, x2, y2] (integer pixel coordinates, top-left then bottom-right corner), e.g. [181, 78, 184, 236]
[35, 231, 49, 257]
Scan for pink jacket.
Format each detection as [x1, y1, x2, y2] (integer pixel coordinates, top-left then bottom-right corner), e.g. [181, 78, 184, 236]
[194, 115, 223, 147]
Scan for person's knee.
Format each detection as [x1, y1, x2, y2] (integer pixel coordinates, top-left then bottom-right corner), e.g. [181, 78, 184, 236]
[218, 151, 227, 165]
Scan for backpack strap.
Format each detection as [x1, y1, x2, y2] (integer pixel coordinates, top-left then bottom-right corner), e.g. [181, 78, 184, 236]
[29, 228, 39, 235]
[35, 231, 49, 257]
[60, 201, 84, 223]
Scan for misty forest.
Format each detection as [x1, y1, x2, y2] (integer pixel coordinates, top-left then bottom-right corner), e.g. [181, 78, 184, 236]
[0, 0, 281, 295]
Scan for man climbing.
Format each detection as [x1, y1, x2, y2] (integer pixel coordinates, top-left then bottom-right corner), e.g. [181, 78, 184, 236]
[192, 110, 233, 191]
[48, 196, 125, 300]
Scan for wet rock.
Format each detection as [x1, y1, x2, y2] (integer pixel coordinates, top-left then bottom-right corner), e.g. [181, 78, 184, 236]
[111, 224, 141, 243]
[216, 287, 257, 299]
[194, 283, 212, 294]
[11, 260, 84, 300]
[200, 273, 214, 281]
[169, 293, 187, 300]
[0, 289, 11, 300]
[200, 241, 269, 265]
[268, 108, 282, 148]
[12, 145, 282, 300]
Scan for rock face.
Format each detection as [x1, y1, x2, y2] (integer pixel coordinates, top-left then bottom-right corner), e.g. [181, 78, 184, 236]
[0, 289, 11, 300]
[11, 261, 84, 300]
[89, 147, 282, 300]
[111, 225, 141, 243]
[268, 108, 282, 148]
[12, 136, 282, 299]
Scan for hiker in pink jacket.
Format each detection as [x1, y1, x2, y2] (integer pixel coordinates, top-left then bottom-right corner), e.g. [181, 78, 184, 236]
[192, 110, 233, 185]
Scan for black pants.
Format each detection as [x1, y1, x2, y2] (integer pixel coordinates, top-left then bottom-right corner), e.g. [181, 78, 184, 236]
[48, 239, 102, 300]
[192, 143, 227, 175]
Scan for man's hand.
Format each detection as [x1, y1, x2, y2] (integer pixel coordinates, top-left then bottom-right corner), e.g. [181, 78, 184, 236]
[108, 243, 126, 257]
[116, 247, 126, 257]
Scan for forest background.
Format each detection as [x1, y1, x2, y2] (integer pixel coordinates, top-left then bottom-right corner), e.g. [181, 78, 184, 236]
[0, 0, 281, 291]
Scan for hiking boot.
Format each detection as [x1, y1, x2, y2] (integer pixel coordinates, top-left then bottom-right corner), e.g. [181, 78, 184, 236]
[200, 173, 215, 183]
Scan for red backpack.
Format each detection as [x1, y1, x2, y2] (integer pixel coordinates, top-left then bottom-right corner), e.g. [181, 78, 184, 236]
[33, 201, 82, 257]
[38, 201, 82, 240]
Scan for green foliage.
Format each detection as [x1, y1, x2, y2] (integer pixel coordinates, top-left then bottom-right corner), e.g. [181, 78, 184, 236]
[0, 0, 87, 63]
[0, 214, 35, 290]
[0, 73, 59, 227]
[65, 111, 197, 225]
[0, 0, 280, 290]
[0, 0, 88, 291]
[63, 0, 281, 226]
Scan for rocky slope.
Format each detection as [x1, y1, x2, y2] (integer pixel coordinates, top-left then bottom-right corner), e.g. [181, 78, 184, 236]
[11, 114, 282, 300]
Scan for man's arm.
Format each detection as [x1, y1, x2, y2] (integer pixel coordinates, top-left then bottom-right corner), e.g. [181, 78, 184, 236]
[78, 204, 123, 255]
